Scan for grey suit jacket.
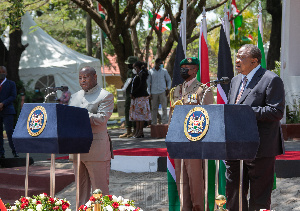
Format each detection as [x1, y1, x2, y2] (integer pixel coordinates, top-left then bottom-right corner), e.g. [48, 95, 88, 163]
[228, 67, 285, 157]
[69, 84, 114, 161]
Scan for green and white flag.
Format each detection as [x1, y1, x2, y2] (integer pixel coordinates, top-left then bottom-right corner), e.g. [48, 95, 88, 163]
[258, 4, 266, 68]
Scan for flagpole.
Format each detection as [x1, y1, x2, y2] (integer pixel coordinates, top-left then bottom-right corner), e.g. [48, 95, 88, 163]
[183, 0, 187, 55]
[97, 3, 106, 88]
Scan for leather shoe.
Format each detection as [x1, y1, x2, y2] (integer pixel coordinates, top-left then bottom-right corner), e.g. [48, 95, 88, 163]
[13, 152, 19, 158]
[0, 154, 5, 159]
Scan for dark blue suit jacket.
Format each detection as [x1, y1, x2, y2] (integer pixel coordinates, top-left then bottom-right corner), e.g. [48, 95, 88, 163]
[228, 67, 285, 158]
[0, 79, 17, 115]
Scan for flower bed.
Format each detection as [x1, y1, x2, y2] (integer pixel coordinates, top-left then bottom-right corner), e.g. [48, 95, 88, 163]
[6, 193, 71, 211]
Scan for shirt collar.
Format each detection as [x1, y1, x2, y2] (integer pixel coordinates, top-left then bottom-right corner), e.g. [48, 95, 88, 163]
[0, 78, 7, 86]
[84, 84, 100, 94]
[183, 77, 196, 89]
[243, 64, 261, 84]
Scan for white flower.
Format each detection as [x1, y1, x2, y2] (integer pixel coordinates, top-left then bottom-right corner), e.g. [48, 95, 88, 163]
[66, 209, 71, 211]
[85, 200, 92, 207]
[55, 200, 62, 206]
[104, 205, 113, 211]
[14, 201, 20, 206]
[36, 204, 43, 211]
[11, 206, 18, 211]
[117, 196, 124, 203]
[118, 205, 127, 211]
[31, 199, 37, 204]
[27, 209, 34, 211]
[123, 199, 129, 204]
[39, 193, 45, 199]
[112, 195, 118, 202]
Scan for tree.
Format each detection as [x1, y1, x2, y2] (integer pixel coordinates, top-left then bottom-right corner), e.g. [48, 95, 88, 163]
[266, 0, 281, 70]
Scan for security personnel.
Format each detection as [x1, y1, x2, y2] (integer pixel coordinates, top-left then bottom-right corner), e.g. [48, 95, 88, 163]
[170, 57, 213, 211]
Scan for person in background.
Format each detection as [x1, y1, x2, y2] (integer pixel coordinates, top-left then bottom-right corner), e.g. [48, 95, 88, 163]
[147, 58, 172, 125]
[0, 66, 18, 158]
[31, 87, 44, 103]
[69, 66, 114, 205]
[130, 61, 151, 138]
[14, 88, 30, 126]
[119, 56, 138, 138]
[58, 86, 71, 105]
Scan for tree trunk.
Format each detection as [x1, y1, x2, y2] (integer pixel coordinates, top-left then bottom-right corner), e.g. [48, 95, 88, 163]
[7, 29, 28, 82]
[266, 0, 282, 70]
[0, 39, 8, 66]
[86, 14, 93, 56]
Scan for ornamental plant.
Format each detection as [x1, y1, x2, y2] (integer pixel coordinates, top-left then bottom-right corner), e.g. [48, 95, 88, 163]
[7, 193, 71, 211]
[78, 194, 143, 211]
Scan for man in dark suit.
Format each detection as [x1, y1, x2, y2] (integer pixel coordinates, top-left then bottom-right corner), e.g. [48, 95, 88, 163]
[225, 44, 285, 211]
[0, 66, 18, 158]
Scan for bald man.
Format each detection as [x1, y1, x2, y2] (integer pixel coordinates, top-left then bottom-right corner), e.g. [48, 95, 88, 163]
[69, 66, 114, 205]
[0, 66, 18, 158]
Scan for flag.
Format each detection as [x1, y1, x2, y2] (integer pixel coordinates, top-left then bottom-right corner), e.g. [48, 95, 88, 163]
[230, 0, 243, 35]
[258, 9, 266, 68]
[171, 35, 185, 88]
[197, 15, 210, 85]
[168, 34, 184, 211]
[217, 24, 234, 104]
[217, 24, 234, 202]
[148, 11, 172, 32]
[167, 153, 180, 211]
[97, 3, 105, 19]
[0, 198, 7, 211]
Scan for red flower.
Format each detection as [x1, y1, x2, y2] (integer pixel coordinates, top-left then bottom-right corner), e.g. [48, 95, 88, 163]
[49, 198, 55, 204]
[43, 193, 48, 196]
[125, 204, 130, 206]
[78, 205, 85, 211]
[62, 201, 70, 208]
[112, 202, 119, 208]
[62, 204, 69, 210]
[89, 196, 96, 202]
[107, 195, 112, 201]
[21, 202, 28, 209]
[53, 206, 60, 210]
[20, 197, 28, 203]
[36, 201, 42, 204]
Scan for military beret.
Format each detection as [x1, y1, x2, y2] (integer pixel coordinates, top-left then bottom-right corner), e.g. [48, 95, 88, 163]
[180, 57, 200, 66]
[125, 56, 139, 64]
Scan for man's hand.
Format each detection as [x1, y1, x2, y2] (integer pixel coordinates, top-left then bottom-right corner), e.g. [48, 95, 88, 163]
[149, 94, 152, 99]
[165, 89, 170, 97]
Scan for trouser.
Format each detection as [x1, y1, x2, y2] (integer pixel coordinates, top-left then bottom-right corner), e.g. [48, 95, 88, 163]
[225, 157, 275, 211]
[174, 159, 206, 211]
[0, 114, 16, 155]
[125, 96, 135, 128]
[73, 160, 110, 206]
[151, 92, 168, 124]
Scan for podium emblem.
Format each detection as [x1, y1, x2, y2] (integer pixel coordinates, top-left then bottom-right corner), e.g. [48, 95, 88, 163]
[184, 107, 209, 141]
[27, 106, 48, 136]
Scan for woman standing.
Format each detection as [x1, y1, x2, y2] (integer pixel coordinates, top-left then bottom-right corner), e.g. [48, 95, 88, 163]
[129, 61, 151, 138]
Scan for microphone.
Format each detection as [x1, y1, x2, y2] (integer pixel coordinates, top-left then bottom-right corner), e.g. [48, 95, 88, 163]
[209, 77, 230, 85]
[47, 86, 68, 91]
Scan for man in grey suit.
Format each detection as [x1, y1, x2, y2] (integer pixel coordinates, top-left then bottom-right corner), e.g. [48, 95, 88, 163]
[225, 44, 285, 211]
[69, 66, 114, 205]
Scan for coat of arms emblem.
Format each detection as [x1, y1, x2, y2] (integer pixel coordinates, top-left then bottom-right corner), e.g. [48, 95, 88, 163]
[27, 106, 47, 136]
[184, 107, 209, 141]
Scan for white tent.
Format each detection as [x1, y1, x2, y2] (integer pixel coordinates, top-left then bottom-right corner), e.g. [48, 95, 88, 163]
[281, 0, 300, 122]
[2, 12, 103, 94]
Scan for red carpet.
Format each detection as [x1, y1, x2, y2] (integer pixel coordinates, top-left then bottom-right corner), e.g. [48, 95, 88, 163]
[54, 149, 300, 160]
[276, 151, 300, 160]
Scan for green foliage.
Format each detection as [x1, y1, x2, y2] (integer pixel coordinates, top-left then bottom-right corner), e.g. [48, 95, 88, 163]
[286, 100, 300, 124]
[105, 84, 117, 111]
[271, 61, 280, 76]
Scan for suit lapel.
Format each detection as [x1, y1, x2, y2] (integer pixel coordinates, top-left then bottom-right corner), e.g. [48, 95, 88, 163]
[237, 67, 265, 104]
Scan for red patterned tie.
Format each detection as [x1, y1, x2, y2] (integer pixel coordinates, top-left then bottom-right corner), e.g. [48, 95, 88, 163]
[235, 76, 248, 104]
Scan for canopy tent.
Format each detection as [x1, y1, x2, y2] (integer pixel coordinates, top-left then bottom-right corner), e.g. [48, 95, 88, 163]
[2, 12, 103, 95]
[281, 0, 300, 122]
